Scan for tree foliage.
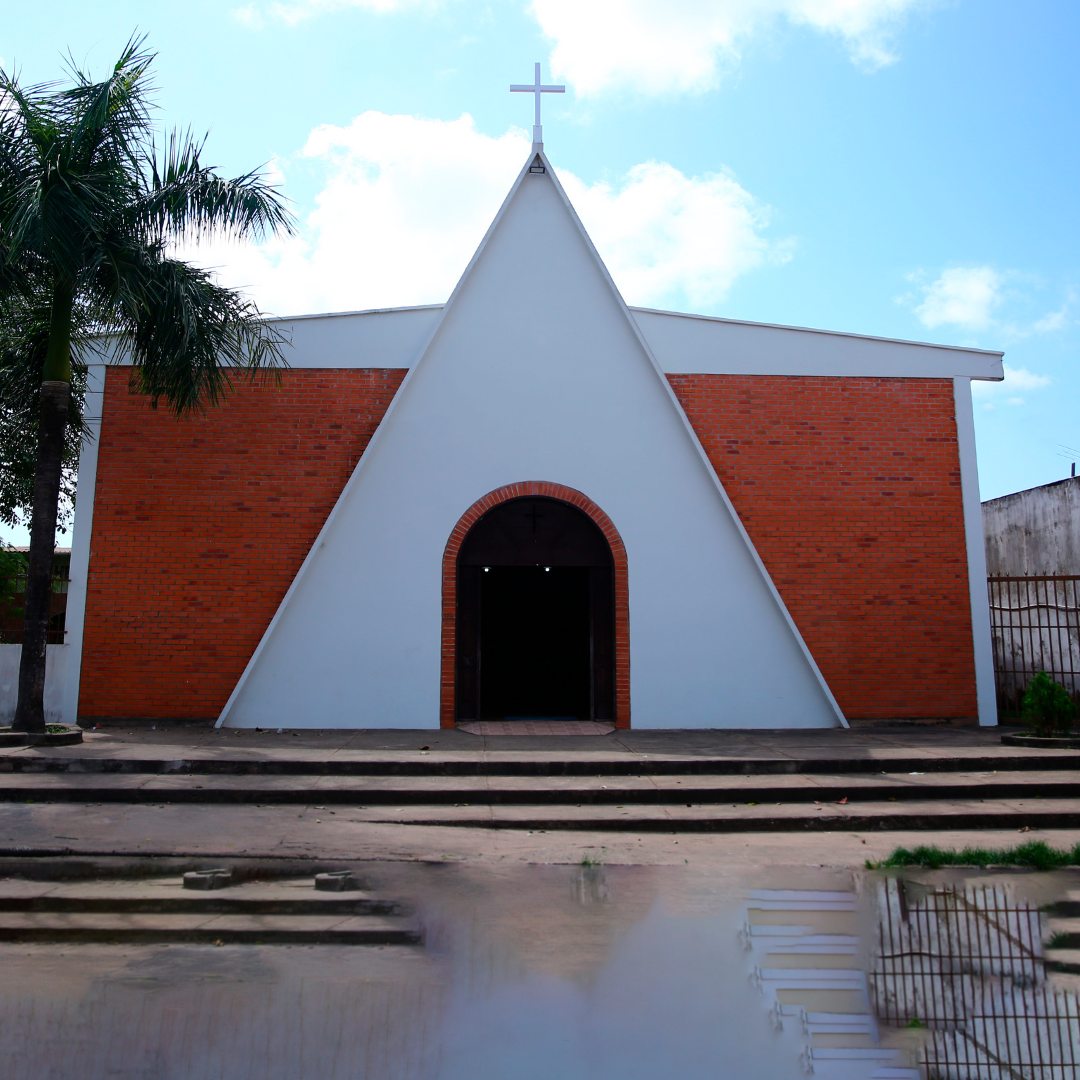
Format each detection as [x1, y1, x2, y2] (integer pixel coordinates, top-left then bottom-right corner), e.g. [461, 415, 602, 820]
[0, 36, 294, 523]
[0, 283, 90, 531]
[0, 541, 27, 619]
[0, 36, 295, 731]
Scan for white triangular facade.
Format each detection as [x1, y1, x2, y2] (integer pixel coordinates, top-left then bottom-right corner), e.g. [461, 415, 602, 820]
[218, 152, 843, 729]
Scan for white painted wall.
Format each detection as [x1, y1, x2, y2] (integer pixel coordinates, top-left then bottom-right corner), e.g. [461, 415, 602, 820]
[269, 305, 442, 370]
[243, 302, 1003, 380]
[0, 644, 69, 724]
[954, 378, 998, 726]
[632, 308, 1004, 381]
[219, 154, 841, 730]
[58, 363, 105, 726]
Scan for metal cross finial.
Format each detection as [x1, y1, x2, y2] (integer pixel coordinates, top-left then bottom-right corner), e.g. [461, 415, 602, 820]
[510, 62, 565, 150]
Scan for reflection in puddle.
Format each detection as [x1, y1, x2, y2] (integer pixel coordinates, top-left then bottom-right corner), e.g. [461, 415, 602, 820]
[868, 877, 1080, 1079]
[742, 887, 911, 1079]
[434, 900, 806, 1080]
[3, 863, 1079, 1079]
[571, 864, 610, 906]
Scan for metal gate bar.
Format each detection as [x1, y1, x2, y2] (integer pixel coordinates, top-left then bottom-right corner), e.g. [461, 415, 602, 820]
[987, 575, 1080, 716]
[870, 878, 1080, 1079]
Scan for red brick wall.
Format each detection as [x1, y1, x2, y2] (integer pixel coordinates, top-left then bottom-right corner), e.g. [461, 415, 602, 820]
[79, 367, 407, 718]
[81, 367, 976, 722]
[667, 374, 976, 719]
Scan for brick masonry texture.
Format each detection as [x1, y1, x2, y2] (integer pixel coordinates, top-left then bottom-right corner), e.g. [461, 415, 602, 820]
[440, 482, 630, 729]
[667, 374, 976, 719]
[80, 368, 976, 722]
[80, 367, 407, 719]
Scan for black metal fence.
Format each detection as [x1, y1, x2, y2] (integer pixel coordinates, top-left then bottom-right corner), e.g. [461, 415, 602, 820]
[0, 561, 69, 645]
[870, 878, 1080, 1079]
[987, 575, 1080, 715]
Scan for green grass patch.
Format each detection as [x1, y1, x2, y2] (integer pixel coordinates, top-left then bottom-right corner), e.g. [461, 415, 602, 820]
[1046, 931, 1077, 950]
[867, 840, 1080, 872]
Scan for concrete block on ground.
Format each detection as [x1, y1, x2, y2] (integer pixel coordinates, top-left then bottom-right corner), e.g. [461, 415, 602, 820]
[183, 869, 232, 891]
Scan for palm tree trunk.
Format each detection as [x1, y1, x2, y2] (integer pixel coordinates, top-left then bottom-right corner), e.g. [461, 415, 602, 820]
[12, 282, 73, 734]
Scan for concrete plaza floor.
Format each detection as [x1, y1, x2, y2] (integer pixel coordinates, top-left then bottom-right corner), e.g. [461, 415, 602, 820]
[11, 718, 1036, 764]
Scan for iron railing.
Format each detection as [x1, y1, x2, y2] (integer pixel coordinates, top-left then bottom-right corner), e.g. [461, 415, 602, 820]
[870, 878, 1080, 1079]
[987, 575, 1080, 716]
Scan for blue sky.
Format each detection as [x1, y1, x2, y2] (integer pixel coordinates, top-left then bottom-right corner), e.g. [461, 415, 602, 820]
[2, 0, 1078, 545]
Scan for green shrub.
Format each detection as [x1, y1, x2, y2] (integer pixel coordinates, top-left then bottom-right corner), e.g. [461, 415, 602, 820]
[1021, 671, 1076, 737]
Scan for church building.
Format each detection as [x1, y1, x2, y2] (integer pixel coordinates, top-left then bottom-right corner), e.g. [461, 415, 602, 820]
[46, 112, 1003, 731]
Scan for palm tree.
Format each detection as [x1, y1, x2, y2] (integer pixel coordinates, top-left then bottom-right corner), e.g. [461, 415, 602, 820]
[0, 38, 294, 733]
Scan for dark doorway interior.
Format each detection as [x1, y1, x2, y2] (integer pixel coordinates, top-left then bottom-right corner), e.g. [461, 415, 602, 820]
[456, 497, 615, 722]
[479, 567, 589, 719]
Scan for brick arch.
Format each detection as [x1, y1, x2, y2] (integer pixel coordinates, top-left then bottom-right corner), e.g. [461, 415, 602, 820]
[441, 482, 630, 729]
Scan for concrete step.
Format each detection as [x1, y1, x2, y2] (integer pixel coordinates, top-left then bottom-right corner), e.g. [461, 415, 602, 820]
[2, 769, 1077, 805]
[0, 877, 404, 916]
[316, 796, 1080, 831]
[1041, 895, 1080, 917]
[0, 877, 419, 944]
[0, 893, 403, 915]
[0, 911, 420, 945]
[3, 752, 1078, 777]
[1045, 948, 1080, 975]
[1046, 917, 1080, 948]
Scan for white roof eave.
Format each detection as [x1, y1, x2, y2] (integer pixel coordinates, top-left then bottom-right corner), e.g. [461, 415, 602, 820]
[87, 300, 1005, 381]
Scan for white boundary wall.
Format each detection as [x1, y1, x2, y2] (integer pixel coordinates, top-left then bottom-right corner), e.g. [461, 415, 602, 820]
[0, 645, 68, 724]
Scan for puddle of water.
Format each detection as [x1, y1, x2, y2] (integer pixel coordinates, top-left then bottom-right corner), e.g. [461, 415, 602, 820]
[1, 862, 1077, 1079]
[866, 874, 1080, 1078]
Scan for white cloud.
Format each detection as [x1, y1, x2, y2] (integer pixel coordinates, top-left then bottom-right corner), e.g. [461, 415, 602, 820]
[907, 267, 1073, 343]
[970, 363, 1051, 405]
[914, 266, 1003, 332]
[998, 366, 1052, 392]
[531, 0, 929, 96]
[234, 0, 425, 28]
[1033, 305, 1070, 334]
[181, 111, 787, 317]
[563, 162, 790, 309]
[234, 0, 926, 84]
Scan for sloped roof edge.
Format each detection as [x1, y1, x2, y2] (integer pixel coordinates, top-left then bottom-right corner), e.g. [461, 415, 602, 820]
[261, 301, 1003, 359]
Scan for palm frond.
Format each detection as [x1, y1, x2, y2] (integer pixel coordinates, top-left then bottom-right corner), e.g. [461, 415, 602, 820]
[61, 35, 155, 171]
[1, 57, 141, 278]
[137, 129, 294, 244]
[2, 35, 293, 444]
[0, 72, 65, 261]
[100, 249, 287, 416]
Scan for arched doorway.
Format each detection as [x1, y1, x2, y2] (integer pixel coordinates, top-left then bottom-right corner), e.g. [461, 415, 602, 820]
[453, 495, 616, 723]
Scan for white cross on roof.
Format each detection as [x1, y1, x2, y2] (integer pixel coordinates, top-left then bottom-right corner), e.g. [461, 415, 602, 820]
[510, 62, 565, 150]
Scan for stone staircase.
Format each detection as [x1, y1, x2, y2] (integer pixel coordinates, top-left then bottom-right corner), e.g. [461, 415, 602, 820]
[744, 888, 919, 1079]
[0, 860, 420, 946]
[1044, 892, 1080, 975]
[2, 751, 1078, 833]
